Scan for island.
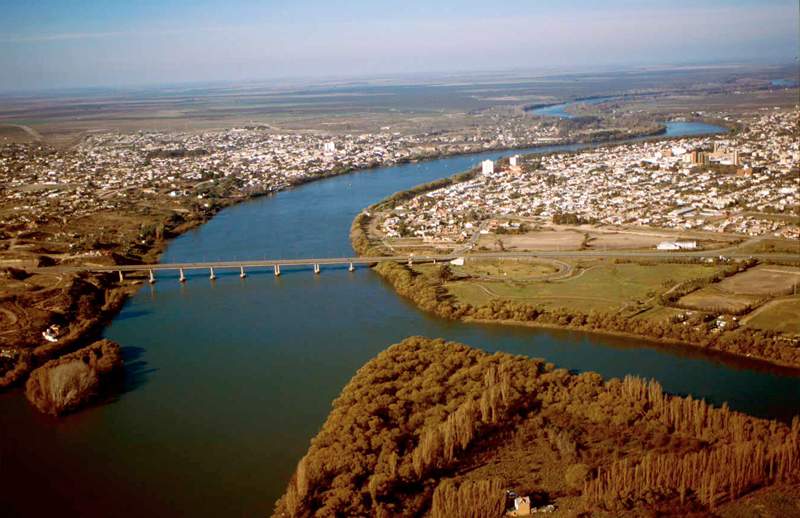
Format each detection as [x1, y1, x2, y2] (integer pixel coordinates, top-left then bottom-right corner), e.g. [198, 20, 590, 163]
[272, 336, 800, 516]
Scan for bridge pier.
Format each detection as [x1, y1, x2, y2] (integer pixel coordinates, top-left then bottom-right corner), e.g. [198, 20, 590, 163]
[209, 267, 216, 280]
[118, 270, 124, 283]
[239, 266, 247, 278]
[148, 269, 156, 284]
[179, 268, 186, 283]
[348, 262, 355, 272]
[274, 264, 281, 277]
[313, 263, 320, 275]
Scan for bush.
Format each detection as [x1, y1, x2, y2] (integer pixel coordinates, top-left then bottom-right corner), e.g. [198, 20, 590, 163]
[565, 463, 590, 490]
[25, 339, 122, 415]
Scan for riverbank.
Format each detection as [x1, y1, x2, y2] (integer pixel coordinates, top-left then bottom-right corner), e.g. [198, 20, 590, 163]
[361, 257, 800, 370]
[273, 336, 800, 516]
[2, 114, 798, 517]
[349, 169, 800, 371]
[0, 123, 676, 396]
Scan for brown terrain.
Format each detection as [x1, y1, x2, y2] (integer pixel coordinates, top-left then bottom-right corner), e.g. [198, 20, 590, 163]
[2, 67, 796, 416]
[273, 337, 800, 517]
[25, 338, 123, 415]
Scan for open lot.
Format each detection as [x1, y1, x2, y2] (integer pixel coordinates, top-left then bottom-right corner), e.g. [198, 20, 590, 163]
[459, 259, 561, 279]
[476, 224, 739, 253]
[677, 286, 763, 314]
[443, 260, 720, 312]
[737, 238, 800, 255]
[743, 298, 800, 335]
[677, 265, 800, 313]
[479, 229, 585, 251]
[717, 265, 800, 296]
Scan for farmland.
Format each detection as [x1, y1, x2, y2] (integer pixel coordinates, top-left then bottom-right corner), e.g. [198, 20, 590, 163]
[437, 259, 721, 312]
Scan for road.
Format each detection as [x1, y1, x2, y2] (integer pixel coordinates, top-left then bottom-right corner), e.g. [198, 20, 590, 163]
[34, 248, 800, 274]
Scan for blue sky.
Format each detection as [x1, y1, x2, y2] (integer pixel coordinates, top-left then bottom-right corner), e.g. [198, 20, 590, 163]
[0, 0, 797, 90]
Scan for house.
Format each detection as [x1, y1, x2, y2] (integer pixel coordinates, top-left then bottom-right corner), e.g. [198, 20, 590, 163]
[506, 496, 531, 517]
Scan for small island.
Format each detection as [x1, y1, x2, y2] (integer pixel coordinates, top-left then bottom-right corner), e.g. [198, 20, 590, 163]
[25, 339, 123, 415]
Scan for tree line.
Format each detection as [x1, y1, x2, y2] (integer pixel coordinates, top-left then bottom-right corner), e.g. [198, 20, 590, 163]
[272, 337, 799, 517]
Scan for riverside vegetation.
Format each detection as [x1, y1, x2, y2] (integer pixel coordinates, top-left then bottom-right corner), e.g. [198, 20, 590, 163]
[351, 202, 800, 370]
[273, 337, 800, 517]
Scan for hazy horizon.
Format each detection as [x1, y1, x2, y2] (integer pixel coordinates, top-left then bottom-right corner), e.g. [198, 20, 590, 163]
[1, 0, 798, 91]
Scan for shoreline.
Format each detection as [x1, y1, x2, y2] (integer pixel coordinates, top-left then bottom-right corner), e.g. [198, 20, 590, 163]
[462, 316, 800, 376]
[273, 336, 800, 516]
[0, 117, 741, 396]
[2, 128, 668, 391]
[360, 257, 800, 372]
[348, 137, 800, 372]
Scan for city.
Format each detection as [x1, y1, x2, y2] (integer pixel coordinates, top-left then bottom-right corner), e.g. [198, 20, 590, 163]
[0, 1, 798, 517]
[381, 109, 799, 242]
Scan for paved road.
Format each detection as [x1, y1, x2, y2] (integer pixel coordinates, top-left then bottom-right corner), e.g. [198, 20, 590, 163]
[34, 249, 800, 274]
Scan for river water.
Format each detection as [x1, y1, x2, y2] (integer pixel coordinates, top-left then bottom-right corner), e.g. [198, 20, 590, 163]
[2, 122, 798, 517]
[526, 96, 618, 118]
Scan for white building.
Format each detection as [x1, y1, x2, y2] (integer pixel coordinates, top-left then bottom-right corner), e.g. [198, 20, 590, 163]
[481, 160, 494, 175]
[657, 240, 698, 251]
[509, 155, 519, 167]
[323, 142, 336, 153]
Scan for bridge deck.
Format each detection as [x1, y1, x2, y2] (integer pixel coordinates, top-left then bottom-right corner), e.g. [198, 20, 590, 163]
[31, 249, 800, 274]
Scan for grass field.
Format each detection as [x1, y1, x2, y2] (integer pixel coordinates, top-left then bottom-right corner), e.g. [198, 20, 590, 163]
[744, 298, 800, 334]
[717, 265, 800, 296]
[456, 259, 560, 279]
[443, 261, 720, 312]
[737, 238, 800, 255]
[677, 286, 763, 314]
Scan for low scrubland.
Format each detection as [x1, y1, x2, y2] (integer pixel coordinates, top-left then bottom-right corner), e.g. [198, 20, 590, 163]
[273, 337, 799, 517]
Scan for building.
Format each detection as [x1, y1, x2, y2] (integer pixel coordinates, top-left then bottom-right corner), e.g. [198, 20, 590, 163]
[657, 240, 698, 251]
[690, 150, 709, 165]
[482, 160, 494, 175]
[506, 496, 531, 517]
[509, 155, 519, 167]
[323, 142, 336, 154]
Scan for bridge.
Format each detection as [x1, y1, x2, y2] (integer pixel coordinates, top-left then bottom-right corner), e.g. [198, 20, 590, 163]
[37, 248, 800, 283]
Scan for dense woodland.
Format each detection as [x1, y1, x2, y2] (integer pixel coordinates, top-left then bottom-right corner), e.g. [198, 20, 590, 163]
[273, 337, 799, 517]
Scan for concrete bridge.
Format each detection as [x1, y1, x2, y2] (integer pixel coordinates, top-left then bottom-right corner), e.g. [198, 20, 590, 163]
[38, 248, 800, 283]
[51, 254, 453, 283]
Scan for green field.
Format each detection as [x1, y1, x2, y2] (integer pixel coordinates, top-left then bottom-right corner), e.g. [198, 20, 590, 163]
[443, 261, 721, 312]
[744, 298, 800, 334]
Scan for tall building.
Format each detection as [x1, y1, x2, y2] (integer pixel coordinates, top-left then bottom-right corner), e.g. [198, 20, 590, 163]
[481, 160, 494, 175]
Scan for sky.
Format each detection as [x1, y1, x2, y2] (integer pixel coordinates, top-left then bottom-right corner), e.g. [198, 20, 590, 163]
[0, 0, 797, 91]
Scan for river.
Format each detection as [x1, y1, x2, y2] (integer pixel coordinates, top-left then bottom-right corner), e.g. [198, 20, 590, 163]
[1, 122, 798, 517]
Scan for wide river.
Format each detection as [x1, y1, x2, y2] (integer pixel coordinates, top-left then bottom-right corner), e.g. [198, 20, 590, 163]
[2, 122, 799, 517]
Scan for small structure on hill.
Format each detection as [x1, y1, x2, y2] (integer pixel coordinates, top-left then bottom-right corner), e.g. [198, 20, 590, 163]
[506, 495, 531, 516]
